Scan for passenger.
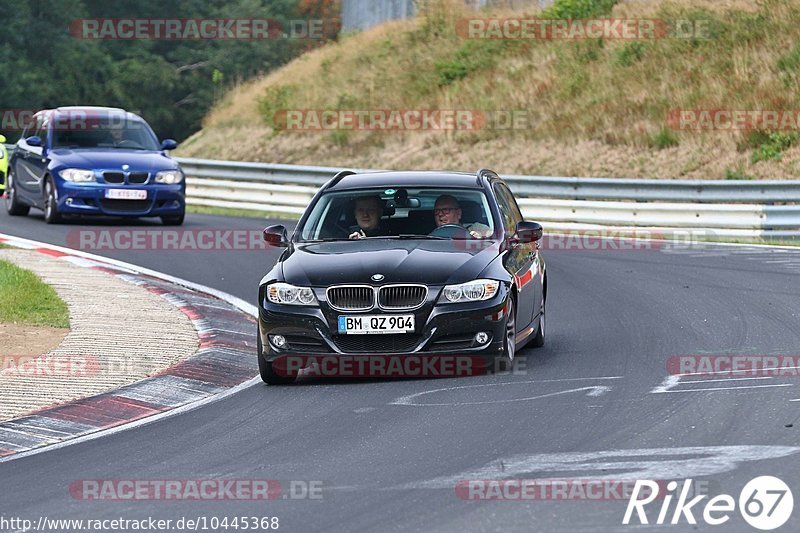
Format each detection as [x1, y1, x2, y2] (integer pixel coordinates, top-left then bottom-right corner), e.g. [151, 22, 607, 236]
[349, 196, 389, 239]
[433, 195, 492, 238]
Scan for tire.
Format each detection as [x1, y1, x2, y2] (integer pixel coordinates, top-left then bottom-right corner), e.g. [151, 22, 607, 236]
[5, 172, 30, 217]
[161, 213, 185, 226]
[531, 297, 545, 348]
[43, 178, 63, 224]
[496, 297, 517, 373]
[258, 330, 297, 385]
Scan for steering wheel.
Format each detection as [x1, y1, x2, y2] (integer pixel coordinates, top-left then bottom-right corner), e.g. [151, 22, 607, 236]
[116, 139, 143, 149]
[429, 224, 468, 238]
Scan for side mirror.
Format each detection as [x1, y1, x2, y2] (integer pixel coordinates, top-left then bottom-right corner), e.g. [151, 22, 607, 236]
[263, 224, 289, 247]
[26, 135, 42, 147]
[160, 139, 177, 151]
[514, 221, 543, 244]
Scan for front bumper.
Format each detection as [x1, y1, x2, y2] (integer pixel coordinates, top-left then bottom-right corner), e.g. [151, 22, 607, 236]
[55, 181, 185, 217]
[258, 284, 511, 375]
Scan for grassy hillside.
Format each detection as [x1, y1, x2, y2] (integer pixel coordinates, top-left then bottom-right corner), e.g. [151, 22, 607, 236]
[177, 0, 800, 179]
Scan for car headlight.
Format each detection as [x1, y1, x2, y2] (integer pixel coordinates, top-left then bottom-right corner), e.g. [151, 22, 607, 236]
[59, 168, 95, 183]
[266, 282, 317, 306]
[440, 279, 500, 303]
[155, 169, 184, 184]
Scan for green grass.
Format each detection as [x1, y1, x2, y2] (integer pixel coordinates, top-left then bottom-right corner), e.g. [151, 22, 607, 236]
[187, 204, 301, 220]
[0, 244, 9, 249]
[0, 260, 69, 328]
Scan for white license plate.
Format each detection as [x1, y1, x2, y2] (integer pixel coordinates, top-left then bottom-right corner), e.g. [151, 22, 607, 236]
[338, 314, 415, 335]
[104, 189, 147, 200]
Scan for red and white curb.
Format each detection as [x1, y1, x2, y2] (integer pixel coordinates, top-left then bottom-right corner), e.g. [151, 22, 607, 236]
[0, 233, 259, 462]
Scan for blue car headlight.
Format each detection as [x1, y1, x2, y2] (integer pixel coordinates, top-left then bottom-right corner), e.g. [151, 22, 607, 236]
[155, 169, 184, 184]
[59, 168, 95, 183]
[439, 279, 500, 304]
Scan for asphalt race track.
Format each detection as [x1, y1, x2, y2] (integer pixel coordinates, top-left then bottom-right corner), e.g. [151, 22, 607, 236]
[2, 208, 800, 531]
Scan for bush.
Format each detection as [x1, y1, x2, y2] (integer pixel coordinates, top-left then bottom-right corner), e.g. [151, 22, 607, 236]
[615, 41, 648, 67]
[651, 128, 679, 149]
[259, 85, 297, 130]
[751, 132, 799, 163]
[543, 0, 619, 19]
[725, 167, 753, 180]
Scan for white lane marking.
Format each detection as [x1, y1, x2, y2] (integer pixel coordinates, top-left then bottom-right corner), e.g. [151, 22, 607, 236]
[397, 445, 800, 489]
[391, 379, 615, 407]
[0, 232, 260, 465]
[651, 375, 680, 393]
[790, 399, 800, 402]
[655, 384, 792, 393]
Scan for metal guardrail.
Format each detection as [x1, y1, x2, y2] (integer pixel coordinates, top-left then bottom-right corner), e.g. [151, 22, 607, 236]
[176, 157, 800, 238]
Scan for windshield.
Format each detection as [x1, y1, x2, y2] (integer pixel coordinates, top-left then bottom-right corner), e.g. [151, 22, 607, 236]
[298, 187, 496, 242]
[51, 117, 160, 150]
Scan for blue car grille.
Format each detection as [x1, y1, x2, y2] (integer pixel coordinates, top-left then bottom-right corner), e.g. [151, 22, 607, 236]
[103, 172, 124, 184]
[102, 171, 149, 184]
[100, 199, 150, 214]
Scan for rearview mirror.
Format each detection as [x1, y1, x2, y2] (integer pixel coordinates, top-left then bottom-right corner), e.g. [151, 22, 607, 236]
[514, 221, 543, 243]
[25, 135, 42, 147]
[160, 139, 178, 151]
[263, 225, 289, 247]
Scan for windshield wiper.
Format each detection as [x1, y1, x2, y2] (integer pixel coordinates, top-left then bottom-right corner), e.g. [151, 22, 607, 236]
[393, 234, 447, 240]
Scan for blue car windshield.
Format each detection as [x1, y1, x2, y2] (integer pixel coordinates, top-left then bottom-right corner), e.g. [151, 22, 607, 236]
[51, 119, 160, 151]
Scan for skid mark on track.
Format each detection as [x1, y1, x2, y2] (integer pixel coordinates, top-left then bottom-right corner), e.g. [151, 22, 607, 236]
[396, 445, 800, 490]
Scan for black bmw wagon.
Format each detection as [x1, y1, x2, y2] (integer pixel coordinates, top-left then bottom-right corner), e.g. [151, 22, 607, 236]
[257, 169, 547, 384]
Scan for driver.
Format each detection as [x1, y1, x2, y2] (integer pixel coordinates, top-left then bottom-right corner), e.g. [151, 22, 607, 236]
[106, 123, 126, 146]
[349, 195, 389, 239]
[434, 195, 491, 238]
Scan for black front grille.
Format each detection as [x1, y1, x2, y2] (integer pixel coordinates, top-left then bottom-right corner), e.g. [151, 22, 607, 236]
[333, 334, 421, 354]
[379, 285, 427, 309]
[100, 199, 150, 214]
[429, 334, 477, 351]
[327, 286, 374, 311]
[285, 335, 331, 353]
[129, 172, 149, 184]
[103, 172, 124, 184]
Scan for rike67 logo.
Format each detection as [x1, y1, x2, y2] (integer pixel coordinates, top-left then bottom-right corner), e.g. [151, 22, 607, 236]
[623, 476, 793, 530]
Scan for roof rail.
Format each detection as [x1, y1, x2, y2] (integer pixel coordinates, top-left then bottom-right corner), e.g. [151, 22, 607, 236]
[326, 169, 358, 190]
[476, 168, 498, 185]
